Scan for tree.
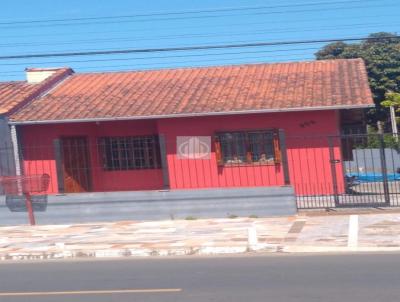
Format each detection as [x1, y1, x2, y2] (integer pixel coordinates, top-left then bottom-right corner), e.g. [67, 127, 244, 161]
[381, 92, 400, 111]
[315, 32, 400, 124]
[381, 92, 400, 128]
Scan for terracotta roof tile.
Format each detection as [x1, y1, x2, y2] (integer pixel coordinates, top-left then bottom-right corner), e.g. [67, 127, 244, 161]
[0, 68, 73, 116]
[0, 82, 34, 115]
[10, 59, 374, 123]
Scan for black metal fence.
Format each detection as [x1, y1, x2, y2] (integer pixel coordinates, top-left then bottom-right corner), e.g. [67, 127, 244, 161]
[0, 135, 286, 195]
[294, 133, 400, 209]
[1, 133, 400, 210]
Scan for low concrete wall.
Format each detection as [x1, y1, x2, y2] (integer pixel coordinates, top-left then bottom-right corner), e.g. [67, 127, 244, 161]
[0, 186, 296, 226]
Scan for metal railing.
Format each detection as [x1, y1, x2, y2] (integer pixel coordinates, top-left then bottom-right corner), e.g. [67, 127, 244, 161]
[0, 133, 400, 209]
[293, 133, 400, 209]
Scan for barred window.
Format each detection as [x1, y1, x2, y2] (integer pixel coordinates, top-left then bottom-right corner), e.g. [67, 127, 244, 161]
[215, 130, 281, 165]
[99, 136, 161, 170]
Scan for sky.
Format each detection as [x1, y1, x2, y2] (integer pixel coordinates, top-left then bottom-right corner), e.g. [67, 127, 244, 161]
[0, 0, 399, 81]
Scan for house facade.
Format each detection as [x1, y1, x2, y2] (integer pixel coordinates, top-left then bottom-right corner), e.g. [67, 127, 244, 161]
[18, 110, 342, 196]
[0, 68, 73, 178]
[3, 59, 374, 198]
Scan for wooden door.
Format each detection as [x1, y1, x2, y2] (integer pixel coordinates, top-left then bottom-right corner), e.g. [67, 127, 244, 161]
[61, 137, 91, 193]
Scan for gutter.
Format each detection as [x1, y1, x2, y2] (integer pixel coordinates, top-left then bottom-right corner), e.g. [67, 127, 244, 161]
[9, 104, 375, 126]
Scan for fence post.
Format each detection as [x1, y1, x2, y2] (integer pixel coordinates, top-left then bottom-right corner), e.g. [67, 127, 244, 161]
[53, 139, 65, 194]
[278, 129, 290, 185]
[328, 136, 340, 206]
[158, 134, 170, 190]
[378, 134, 391, 205]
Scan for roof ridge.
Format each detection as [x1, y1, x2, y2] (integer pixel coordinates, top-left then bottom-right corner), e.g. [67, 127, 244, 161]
[69, 58, 365, 77]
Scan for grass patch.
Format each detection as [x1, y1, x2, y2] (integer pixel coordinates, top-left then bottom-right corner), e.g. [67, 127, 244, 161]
[185, 216, 197, 220]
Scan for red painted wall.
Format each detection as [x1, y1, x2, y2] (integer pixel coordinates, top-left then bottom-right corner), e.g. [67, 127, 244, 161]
[19, 110, 345, 196]
[20, 120, 164, 193]
[157, 110, 344, 195]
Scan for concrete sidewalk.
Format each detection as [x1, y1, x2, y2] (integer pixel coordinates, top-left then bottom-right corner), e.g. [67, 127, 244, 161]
[1, 212, 400, 261]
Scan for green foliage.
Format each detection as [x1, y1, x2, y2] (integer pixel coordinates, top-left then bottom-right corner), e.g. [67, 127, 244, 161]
[383, 134, 400, 150]
[355, 126, 400, 150]
[381, 92, 400, 112]
[315, 32, 400, 123]
[185, 216, 197, 220]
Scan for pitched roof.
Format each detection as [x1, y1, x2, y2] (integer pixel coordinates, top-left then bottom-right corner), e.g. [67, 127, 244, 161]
[0, 68, 73, 116]
[10, 59, 374, 124]
[0, 82, 37, 115]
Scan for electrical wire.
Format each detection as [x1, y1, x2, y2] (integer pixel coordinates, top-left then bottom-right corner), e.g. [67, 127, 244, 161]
[0, 35, 398, 61]
[0, 1, 395, 29]
[0, 46, 325, 67]
[0, 53, 317, 76]
[0, 0, 383, 27]
[0, 21, 394, 49]
[1, 12, 397, 40]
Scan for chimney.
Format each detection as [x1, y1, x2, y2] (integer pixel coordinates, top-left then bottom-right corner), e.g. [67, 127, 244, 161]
[25, 67, 69, 84]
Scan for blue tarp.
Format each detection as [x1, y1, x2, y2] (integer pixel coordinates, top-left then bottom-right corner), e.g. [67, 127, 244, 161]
[346, 172, 400, 182]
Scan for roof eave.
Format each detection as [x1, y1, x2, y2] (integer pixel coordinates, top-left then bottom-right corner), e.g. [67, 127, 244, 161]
[9, 104, 375, 126]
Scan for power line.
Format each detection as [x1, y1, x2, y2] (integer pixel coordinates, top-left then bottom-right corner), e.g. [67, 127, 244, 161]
[0, 46, 327, 67]
[1, 38, 332, 57]
[0, 1, 394, 29]
[0, 0, 380, 26]
[0, 21, 393, 49]
[0, 47, 323, 70]
[0, 53, 316, 75]
[1, 12, 397, 40]
[42, 51, 316, 71]
[0, 35, 398, 61]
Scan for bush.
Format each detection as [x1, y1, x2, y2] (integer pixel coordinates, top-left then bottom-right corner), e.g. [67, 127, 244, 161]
[354, 126, 400, 151]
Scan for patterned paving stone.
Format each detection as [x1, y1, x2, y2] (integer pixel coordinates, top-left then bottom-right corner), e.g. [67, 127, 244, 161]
[1, 213, 400, 260]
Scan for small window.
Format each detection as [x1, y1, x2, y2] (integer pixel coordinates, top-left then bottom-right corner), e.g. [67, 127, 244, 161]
[215, 130, 280, 165]
[98, 136, 161, 170]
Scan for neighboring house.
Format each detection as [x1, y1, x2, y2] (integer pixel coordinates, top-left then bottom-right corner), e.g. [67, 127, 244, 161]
[4, 59, 374, 197]
[0, 67, 73, 177]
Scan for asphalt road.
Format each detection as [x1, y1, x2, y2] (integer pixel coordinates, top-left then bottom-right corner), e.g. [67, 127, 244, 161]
[0, 253, 399, 302]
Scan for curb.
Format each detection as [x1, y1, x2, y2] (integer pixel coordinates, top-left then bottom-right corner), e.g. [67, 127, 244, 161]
[1, 244, 278, 261]
[281, 246, 400, 253]
[2, 244, 400, 261]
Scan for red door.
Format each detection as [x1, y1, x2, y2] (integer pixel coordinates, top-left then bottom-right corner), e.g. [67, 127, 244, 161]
[61, 137, 91, 193]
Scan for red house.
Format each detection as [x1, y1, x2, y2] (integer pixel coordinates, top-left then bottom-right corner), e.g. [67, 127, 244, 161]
[5, 59, 374, 198]
[0, 68, 73, 177]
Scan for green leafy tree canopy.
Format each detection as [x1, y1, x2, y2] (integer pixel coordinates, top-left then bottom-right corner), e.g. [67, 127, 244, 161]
[315, 32, 400, 123]
[381, 92, 400, 111]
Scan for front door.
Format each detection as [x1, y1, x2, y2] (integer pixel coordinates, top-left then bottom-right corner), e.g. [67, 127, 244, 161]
[61, 137, 91, 193]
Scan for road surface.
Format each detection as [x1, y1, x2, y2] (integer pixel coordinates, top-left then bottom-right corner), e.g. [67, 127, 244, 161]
[0, 253, 399, 301]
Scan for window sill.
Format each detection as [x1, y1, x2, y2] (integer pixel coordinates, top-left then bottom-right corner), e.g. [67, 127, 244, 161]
[102, 168, 162, 171]
[218, 161, 280, 167]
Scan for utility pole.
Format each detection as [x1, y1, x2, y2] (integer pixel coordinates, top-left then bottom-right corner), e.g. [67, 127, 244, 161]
[390, 106, 398, 141]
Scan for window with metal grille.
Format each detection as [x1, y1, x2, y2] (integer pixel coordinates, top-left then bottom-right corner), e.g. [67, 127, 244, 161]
[214, 130, 281, 165]
[98, 136, 161, 170]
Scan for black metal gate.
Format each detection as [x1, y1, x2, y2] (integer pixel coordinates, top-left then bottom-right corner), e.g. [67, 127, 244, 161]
[294, 133, 400, 209]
